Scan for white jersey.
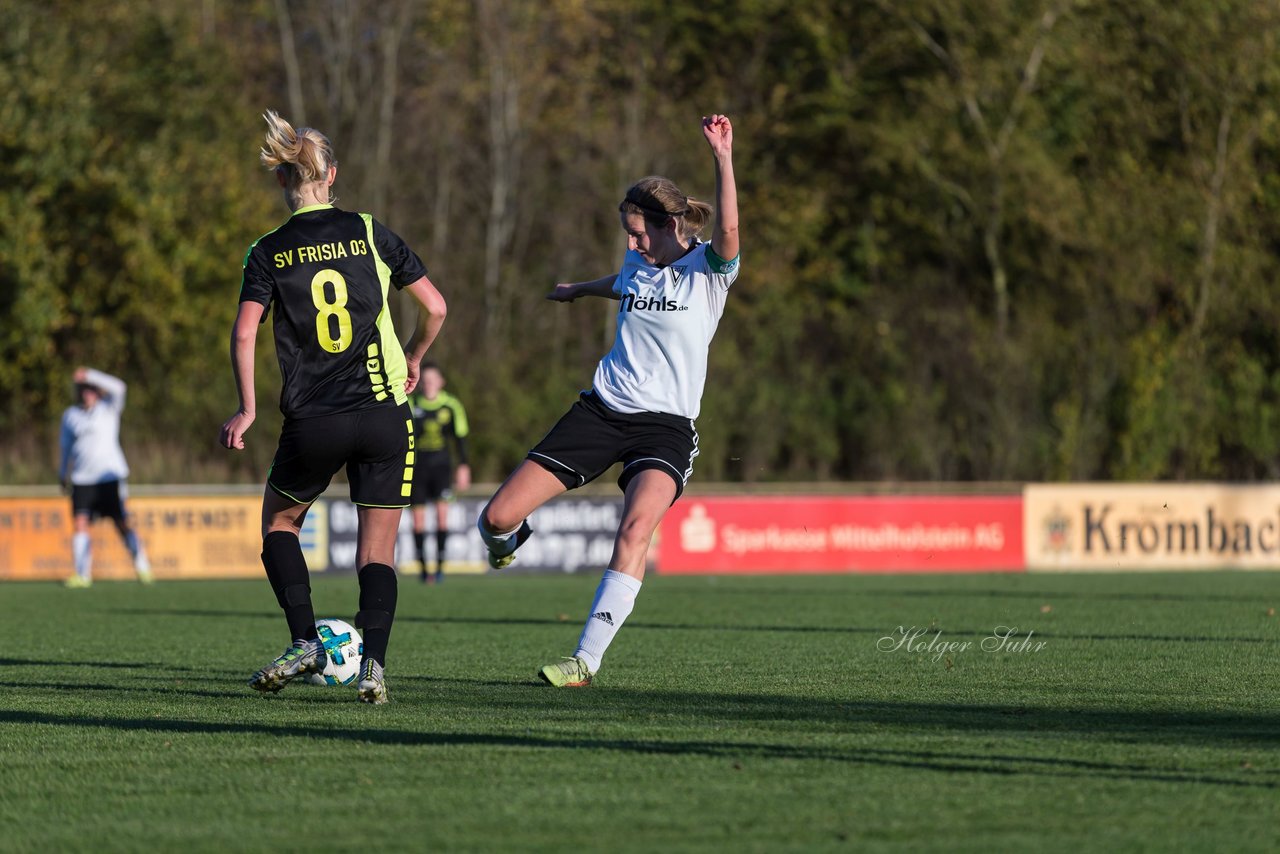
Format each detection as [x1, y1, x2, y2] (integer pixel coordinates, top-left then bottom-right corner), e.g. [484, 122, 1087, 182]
[59, 369, 130, 485]
[591, 241, 740, 420]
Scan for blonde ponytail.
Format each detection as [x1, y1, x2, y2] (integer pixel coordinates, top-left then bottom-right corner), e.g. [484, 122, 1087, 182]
[259, 110, 337, 200]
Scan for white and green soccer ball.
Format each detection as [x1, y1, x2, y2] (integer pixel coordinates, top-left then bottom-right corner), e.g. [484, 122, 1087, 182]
[306, 618, 364, 686]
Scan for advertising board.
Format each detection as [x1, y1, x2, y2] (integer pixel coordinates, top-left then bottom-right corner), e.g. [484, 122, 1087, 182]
[658, 496, 1024, 573]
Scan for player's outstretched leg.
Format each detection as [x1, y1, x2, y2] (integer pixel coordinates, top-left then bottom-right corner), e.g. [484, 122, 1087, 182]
[479, 459, 567, 569]
[248, 638, 325, 693]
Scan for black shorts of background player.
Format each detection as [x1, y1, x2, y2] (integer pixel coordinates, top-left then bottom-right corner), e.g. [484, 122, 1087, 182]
[406, 363, 471, 583]
[477, 115, 740, 688]
[220, 110, 447, 704]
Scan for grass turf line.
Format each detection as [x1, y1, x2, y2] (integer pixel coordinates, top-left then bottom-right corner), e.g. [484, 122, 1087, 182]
[1, 572, 1277, 852]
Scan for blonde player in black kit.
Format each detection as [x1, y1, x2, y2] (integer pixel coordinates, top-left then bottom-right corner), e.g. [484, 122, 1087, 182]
[220, 110, 447, 704]
[478, 115, 739, 687]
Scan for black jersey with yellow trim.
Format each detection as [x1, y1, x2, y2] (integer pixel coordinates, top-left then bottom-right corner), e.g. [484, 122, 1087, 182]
[407, 390, 469, 461]
[241, 205, 428, 419]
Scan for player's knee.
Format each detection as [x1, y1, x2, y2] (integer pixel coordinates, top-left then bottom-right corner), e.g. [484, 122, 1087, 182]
[479, 501, 518, 536]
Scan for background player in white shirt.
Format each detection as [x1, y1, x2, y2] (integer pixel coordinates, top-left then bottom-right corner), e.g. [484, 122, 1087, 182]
[59, 367, 151, 587]
[478, 114, 739, 687]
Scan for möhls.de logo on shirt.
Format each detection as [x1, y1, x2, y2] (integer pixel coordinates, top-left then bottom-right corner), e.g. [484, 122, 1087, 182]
[619, 293, 689, 313]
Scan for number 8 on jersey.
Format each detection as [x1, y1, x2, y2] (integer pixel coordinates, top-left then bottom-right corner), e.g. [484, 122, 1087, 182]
[312, 268, 352, 353]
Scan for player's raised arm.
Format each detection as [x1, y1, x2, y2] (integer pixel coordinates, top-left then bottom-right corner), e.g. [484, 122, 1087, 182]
[81, 368, 127, 410]
[702, 114, 738, 263]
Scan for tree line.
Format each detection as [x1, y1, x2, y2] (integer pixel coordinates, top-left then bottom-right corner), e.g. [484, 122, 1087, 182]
[3, 0, 1279, 485]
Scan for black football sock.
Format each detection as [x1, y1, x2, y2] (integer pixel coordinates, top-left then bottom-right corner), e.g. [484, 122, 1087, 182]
[435, 529, 449, 574]
[356, 563, 397, 666]
[262, 531, 318, 642]
[413, 531, 427, 566]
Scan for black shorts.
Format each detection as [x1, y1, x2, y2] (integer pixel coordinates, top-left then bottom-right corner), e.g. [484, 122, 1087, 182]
[71, 480, 128, 523]
[269, 403, 414, 507]
[528, 391, 698, 500]
[411, 451, 453, 504]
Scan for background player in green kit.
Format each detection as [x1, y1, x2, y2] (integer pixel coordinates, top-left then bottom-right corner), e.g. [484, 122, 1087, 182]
[219, 110, 447, 704]
[406, 362, 470, 584]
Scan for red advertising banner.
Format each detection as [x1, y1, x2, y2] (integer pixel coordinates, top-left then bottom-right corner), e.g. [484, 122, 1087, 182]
[657, 496, 1024, 574]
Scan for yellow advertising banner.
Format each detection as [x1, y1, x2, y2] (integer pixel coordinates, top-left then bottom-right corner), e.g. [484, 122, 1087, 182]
[0, 495, 328, 581]
[1024, 483, 1280, 571]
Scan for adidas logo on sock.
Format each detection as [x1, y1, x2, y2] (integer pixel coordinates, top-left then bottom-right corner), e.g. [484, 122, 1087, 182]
[590, 611, 614, 626]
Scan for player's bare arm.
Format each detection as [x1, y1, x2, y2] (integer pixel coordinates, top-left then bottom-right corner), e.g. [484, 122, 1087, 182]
[219, 300, 266, 450]
[402, 275, 448, 395]
[547, 275, 620, 302]
[702, 114, 738, 262]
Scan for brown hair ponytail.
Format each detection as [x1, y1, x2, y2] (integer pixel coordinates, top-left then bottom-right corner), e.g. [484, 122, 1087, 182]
[620, 175, 714, 242]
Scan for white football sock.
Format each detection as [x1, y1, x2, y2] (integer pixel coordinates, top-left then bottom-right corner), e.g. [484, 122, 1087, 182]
[126, 530, 150, 572]
[574, 570, 642, 674]
[477, 518, 523, 557]
[73, 532, 92, 580]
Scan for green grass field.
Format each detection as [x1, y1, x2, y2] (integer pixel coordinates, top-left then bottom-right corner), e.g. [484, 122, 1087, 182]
[2, 572, 1277, 852]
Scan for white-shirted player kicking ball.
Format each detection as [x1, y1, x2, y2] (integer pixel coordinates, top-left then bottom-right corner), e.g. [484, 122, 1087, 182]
[478, 114, 740, 687]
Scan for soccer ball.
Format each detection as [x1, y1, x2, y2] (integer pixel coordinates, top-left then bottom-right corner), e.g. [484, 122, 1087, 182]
[305, 618, 364, 686]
